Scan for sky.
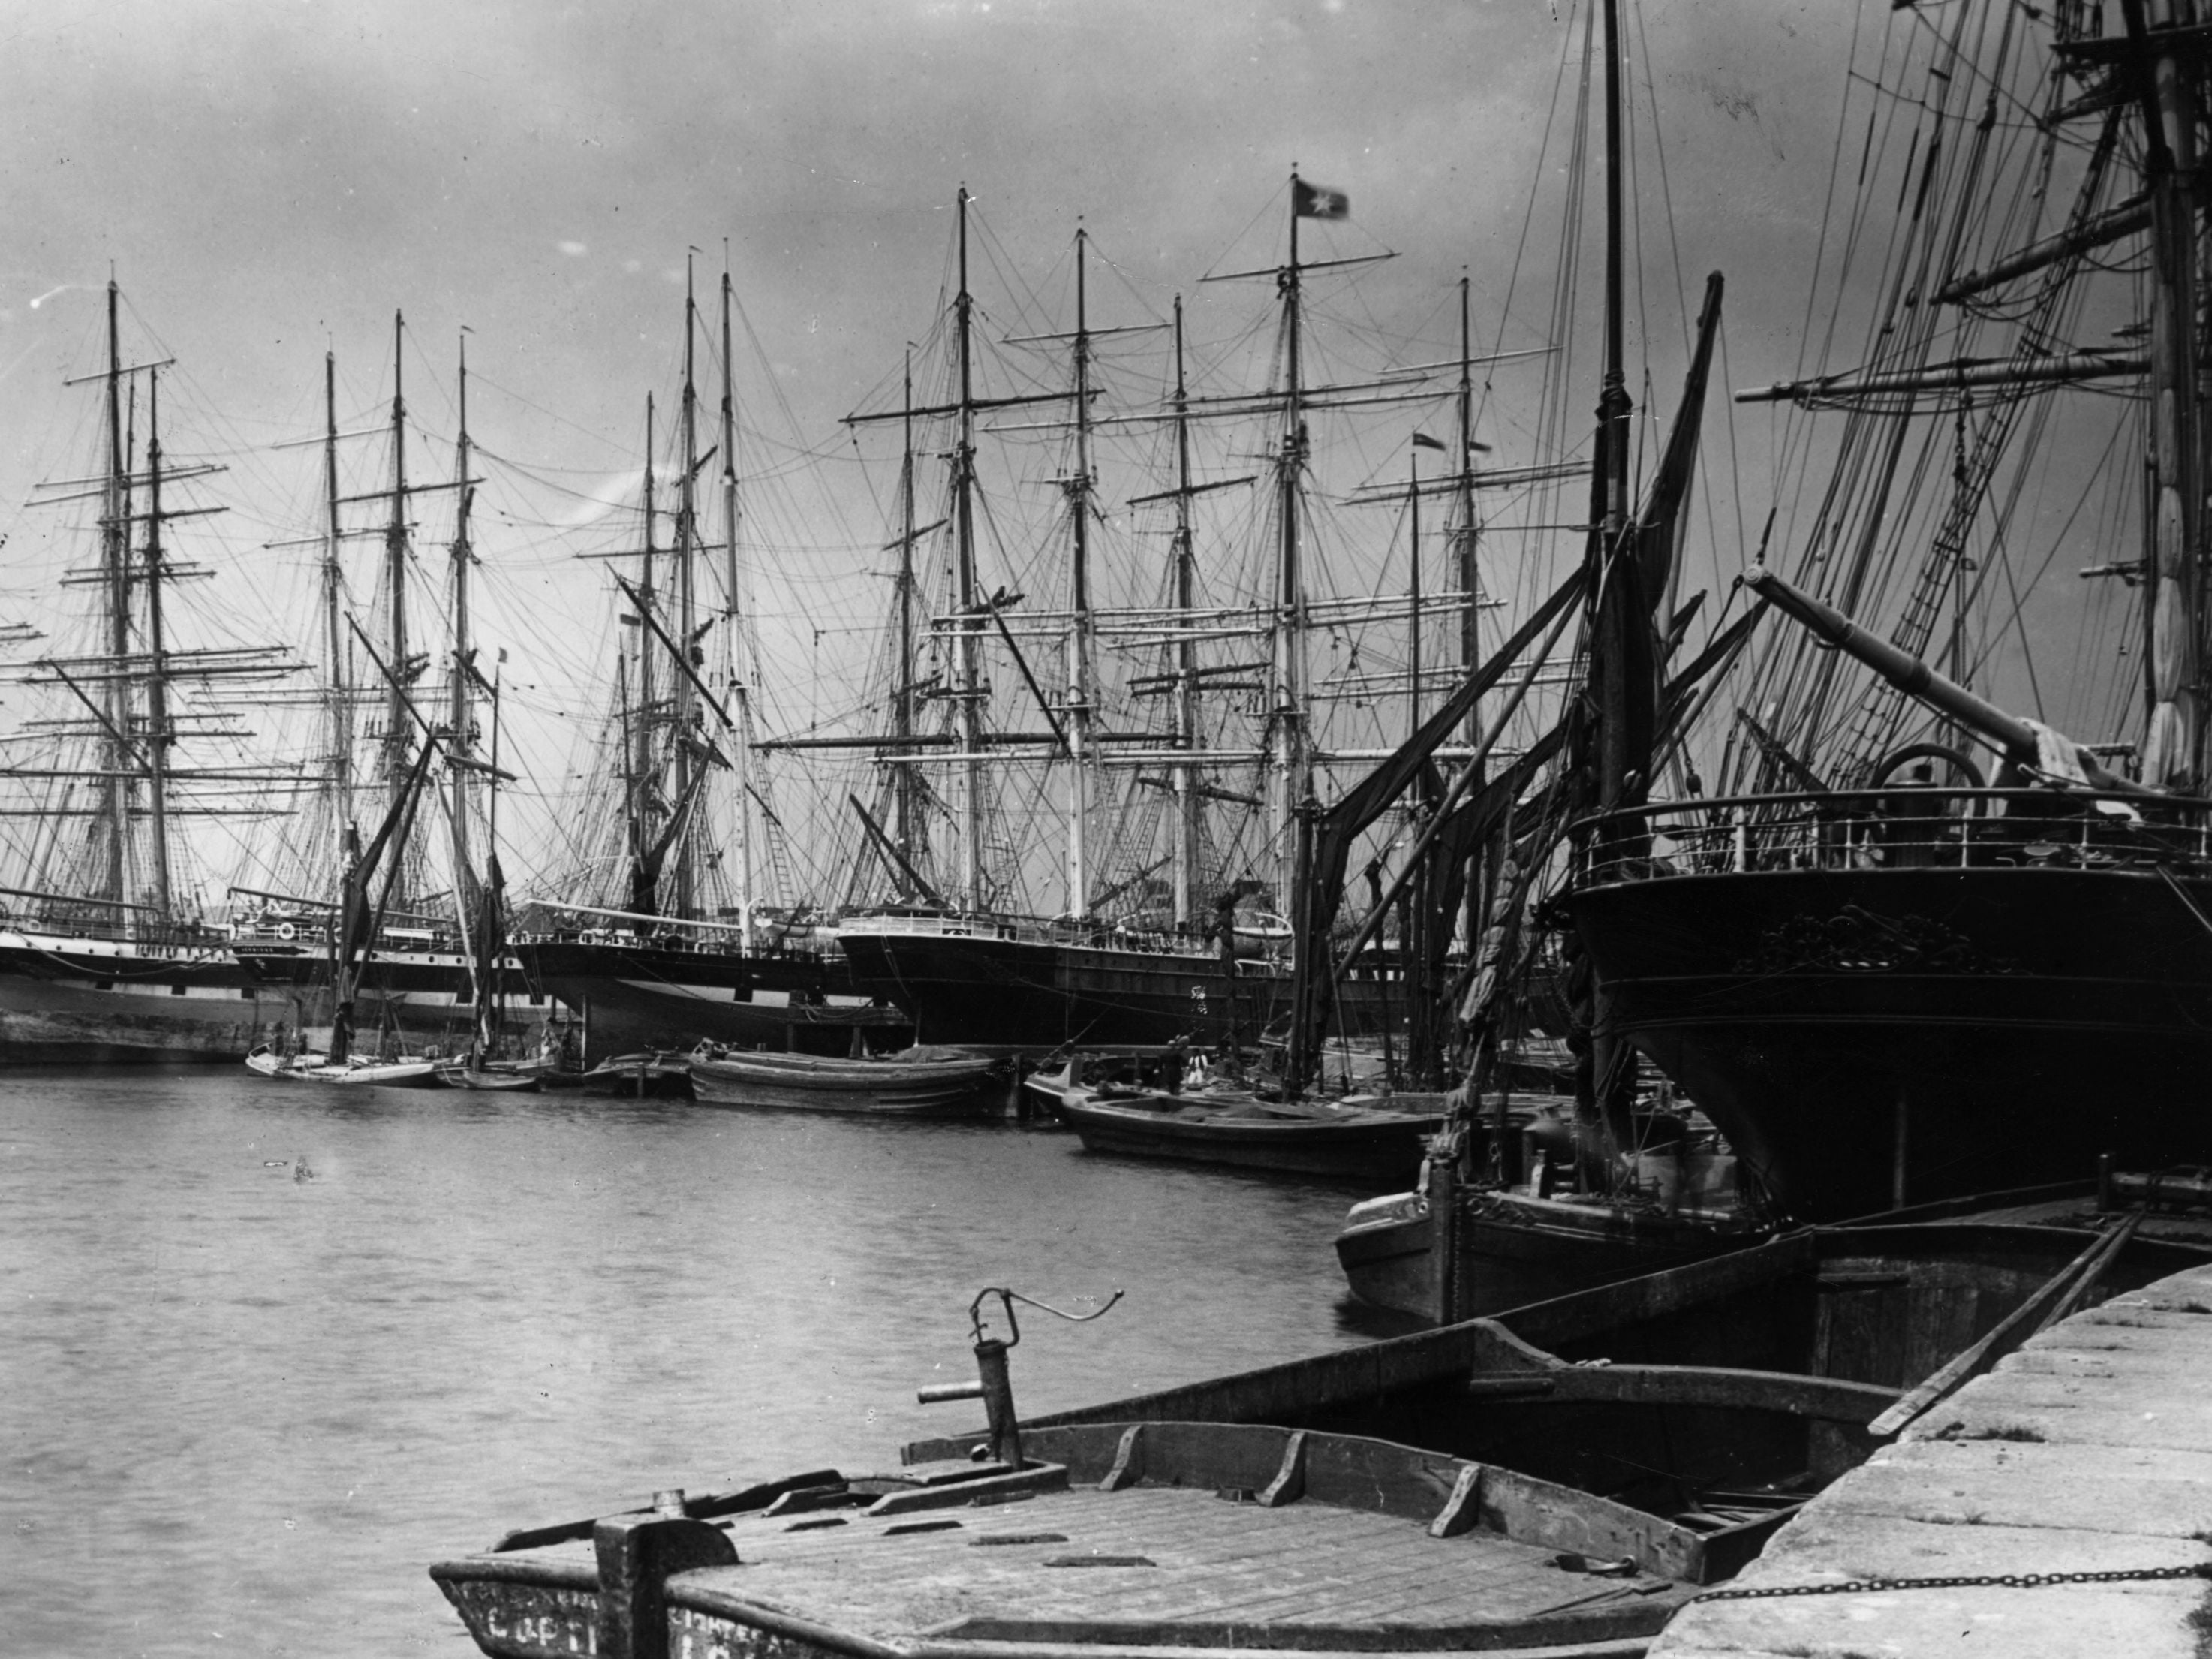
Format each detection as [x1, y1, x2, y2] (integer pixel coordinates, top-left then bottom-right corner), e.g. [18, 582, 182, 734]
[0, 0, 1898, 906]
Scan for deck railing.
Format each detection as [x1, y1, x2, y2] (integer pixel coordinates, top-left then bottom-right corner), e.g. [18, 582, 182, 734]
[1572, 787, 2212, 888]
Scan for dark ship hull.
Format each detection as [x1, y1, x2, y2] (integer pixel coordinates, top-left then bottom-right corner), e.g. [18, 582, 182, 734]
[835, 926, 1407, 1052]
[522, 939, 910, 1059]
[0, 934, 290, 1063]
[1567, 860, 2212, 1221]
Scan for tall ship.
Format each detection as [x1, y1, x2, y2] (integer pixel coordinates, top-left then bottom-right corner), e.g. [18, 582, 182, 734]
[517, 263, 908, 1058]
[227, 318, 549, 1059]
[1563, 0, 2212, 1219]
[0, 282, 303, 1061]
[823, 185, 1503, 1062]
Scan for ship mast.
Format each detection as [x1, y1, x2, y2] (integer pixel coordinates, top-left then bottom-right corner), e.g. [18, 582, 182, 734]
[1408, 446, 1423, 740]
[953, 185, 986, 911]
[673, 266, 701, 918]
[381, 313, 414, 841]
[2128, 0, 2202, 787]
[895, 347, 921, 896]
[141, 368, 175, 923]
[321, 353, 354, 868]
[100, 281, 131, 914]
[1063, 226, 1097, 917]
[631, 394, 660, 914]
[1455, 275, 1482, 744]
[1272, 172, 1312, 909]
[719, 263, 756, 944]
[446, 335, 477, 919]
[1169, 297, 1200, 929]
[1583, 0, 1639, 1152]
[1591, 0, 1637, 816]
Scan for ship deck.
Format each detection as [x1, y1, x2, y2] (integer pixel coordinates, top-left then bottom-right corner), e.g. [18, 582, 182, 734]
[1651, 1260, 2212, 1658]
[695, 1482, 1686, 1646]
[453, 1477, 1692, 1654]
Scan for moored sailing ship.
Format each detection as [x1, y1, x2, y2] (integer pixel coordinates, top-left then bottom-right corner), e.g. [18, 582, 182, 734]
[827, 184, 1494, 1060]
[1563, 0, 2212, 1220]
[228, 319, 547, 1059]
[0, 282, 302, 1062]
[519, 262, 909, 1058]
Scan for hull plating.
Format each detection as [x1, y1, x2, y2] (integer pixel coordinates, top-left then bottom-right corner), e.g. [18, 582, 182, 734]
[1568, 865, 2212, 1220]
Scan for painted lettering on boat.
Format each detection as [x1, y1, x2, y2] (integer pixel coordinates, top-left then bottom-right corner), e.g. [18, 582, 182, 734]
[672, 1607, 835, 1659]
[456, 1581, 598, 1655]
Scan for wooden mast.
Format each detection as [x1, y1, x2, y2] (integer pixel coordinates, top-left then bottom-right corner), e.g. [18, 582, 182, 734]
[1170, 295, 1200, 930]
[1272, 171, 1311, 913]
[1408, 447, 1423, 739]
[382, 312, 413, 839]
[1064, 225, 1096, 918]
[142, 367, 174, 924]
[321, 352, 354, 869]
[953, 185, 986, 911]
[2125, 0, 2202, 787]
[447, 335, 477, 921]
[633, 394, 660, 913]
[1455, 275, 1481, 719]
[673, 263, 701, 919]
[101, 280, 130, 915]
[895, 346, 920, 899]
[718, 262, 756, 945]
[1585, 0, 1639, 1152]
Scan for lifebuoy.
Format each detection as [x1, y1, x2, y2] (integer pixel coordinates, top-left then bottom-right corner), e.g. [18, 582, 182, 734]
[276, 922, 296, 941]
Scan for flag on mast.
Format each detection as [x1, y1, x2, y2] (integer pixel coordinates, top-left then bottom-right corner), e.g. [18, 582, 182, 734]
[1293, 179, 1350, 221]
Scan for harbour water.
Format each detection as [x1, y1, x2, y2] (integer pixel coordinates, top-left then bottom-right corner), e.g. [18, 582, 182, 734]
[1, 1071, 1392, 1657]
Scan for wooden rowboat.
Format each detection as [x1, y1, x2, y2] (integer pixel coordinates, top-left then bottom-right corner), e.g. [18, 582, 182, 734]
[436, 1064, 544, 1092]
[688, 1046, 1001, 1116]
[1055, 1080, 1445, 1183]
[1336, 1182, 1771, 1323]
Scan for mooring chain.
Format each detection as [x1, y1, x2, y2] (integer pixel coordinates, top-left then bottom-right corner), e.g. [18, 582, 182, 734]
[1696, 1562, 2212, 1601]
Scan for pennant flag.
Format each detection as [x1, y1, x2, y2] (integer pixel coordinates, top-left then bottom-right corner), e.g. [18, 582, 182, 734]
[1293, 179, 1350, 220]
[1412, 431, 1446, 451]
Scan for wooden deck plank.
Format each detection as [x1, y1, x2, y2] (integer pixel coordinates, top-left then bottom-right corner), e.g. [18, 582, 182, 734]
[1228, 1552, 1597, 1625]
[682, 1484, 1575, 1640]
[1651, 1262, 2212, 1659]
[1171, 1543, 1556, 1624]
[977, 1509, 1462, 1625]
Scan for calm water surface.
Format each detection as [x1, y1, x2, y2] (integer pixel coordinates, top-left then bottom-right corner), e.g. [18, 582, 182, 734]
[1, 1070, 1398, 1657]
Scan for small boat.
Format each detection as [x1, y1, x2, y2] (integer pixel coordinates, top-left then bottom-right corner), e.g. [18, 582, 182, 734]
[432, 1292, 1721, 1659]
[435, 1063, 546, 1093]
[1019, 1061, 1075, 1117]
[243, 1043, 325, 1079]
[1337, 1101, 1773, 1322]
[433, 1424, 1713, 1659]
[579, 1049, 695, 1099]
[298, 1055, 444, 1088]
[688, 1044, 1001, 1115]
[435, 1051, 585, 1093]
[246, 1041, 444, 1088]
[1056, 1079, 1446, 1182]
